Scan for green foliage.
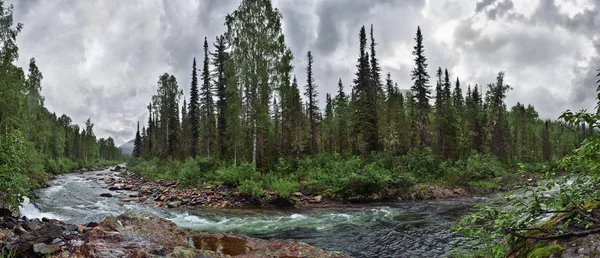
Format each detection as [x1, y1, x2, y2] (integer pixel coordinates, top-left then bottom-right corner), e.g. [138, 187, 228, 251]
[0, 131, 30, 210]
[216, 163, 260, 187]
[237, 179, 264, 198]
[400, 147, 439, 180]
[265, 176, 299, 198]
[0, 247, 16, 258]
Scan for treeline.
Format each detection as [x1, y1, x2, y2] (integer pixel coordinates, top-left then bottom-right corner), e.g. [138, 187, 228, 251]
[0, 2, 122, 209]
[133, 0, 580, 171]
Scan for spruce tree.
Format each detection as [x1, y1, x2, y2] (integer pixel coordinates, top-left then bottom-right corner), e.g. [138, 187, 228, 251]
[410, 26, 431, 147]
[352, 26, 379, 157]
[212, 35, 229, 157]
[188, 58, 200, 157]
[335, 78, 349, 155]
[133, 121, 142, 157]
[305, 51, 318, 154]
[200, 37, 216, 156]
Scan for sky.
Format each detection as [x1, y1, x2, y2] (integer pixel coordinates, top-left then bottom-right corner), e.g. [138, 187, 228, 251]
[9, 0, 600, 145]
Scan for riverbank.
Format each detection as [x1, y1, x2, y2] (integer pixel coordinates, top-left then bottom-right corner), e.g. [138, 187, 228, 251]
[13, 167, 483, 257]
[101, 166, 542, 210]
[0, 209, 348, 257]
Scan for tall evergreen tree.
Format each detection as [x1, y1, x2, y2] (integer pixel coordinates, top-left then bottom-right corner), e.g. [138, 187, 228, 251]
[133, 121, 142, 157]
[188, 58, 200, 157]
[212, 35, 229, 158]
[335, 79, 349, 155]
[305, 51, 318, 154]
[352, 25, 379, 157]
[410, 26, 431, 147]
[200, 37, 216, 156]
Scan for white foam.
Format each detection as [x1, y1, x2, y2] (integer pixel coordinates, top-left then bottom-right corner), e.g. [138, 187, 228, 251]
[20, 197, 64, 220]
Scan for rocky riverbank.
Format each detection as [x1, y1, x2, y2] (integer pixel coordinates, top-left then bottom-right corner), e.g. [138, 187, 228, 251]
[97, 168, 541, 211]
[0, 209, 349, 257]
[99, 170, 332, 209]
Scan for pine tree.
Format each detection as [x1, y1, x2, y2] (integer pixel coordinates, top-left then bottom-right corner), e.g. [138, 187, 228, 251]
[188, 58, 200, 157]
[453, 77, 463, 109]
[133, 121, 142, 157]
[278, 48, 294, 156]
[334, 79, 349, 155]
[370, 24, 382, 102]
[323, 94, 334, 154]
[212, 35, 229, 158]
[305, 51, 318, 154]
[200, 37, 216, 156]
[485, 72, 512, 159]
[542, 119, 551, 161]
[352, 26, 379, 158]
[434, 67, 444, 154]
[410, 26, 431, 147]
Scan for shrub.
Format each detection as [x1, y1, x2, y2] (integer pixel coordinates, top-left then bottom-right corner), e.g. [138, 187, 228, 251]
[178, 158, 202, 186]
[216, 163, 259, 186]
[265, 176, 300, 198]
[343, 163, 392, 198]
[237, 179, 264, 198]
[0, 131, 31, 210]
[400, 147, 440, 180]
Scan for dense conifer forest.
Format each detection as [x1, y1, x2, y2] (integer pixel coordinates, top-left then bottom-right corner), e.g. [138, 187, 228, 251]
[0, 2, 123, 210]
[128, 0, 583, 200]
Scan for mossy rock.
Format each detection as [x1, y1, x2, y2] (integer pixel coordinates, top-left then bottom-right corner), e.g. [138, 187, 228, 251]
[526, 243, 564, 258]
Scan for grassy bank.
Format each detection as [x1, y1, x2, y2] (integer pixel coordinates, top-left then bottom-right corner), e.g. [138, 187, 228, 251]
[128, 149, 555, 201]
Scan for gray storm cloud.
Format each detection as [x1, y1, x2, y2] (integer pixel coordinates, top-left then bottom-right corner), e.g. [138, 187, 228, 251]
[9, 0, 600, 144]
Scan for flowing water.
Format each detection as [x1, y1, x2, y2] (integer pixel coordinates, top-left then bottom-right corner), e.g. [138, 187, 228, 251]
[20, 168, 488, 257]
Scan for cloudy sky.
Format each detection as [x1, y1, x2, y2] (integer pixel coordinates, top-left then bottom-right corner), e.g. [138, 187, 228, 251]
[9, 0, 600, 145]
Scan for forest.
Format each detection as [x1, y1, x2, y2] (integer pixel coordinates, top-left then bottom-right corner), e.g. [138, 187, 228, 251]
[0, 2, 123, 210]
[128, 0, 583, 200]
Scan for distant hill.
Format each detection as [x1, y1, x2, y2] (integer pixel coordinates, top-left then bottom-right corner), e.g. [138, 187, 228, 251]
[119, 139, 135, 155]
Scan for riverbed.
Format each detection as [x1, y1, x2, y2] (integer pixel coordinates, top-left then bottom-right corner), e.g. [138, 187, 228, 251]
[20, 168, 487, 257]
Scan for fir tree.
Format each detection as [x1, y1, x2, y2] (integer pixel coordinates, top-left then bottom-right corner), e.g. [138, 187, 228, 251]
[305, 51, 318, 154]
[212, 35, 229, 157]
[410, 26, 431, 147]
[200, 37, 216, 156]
[133, 121, 142, 157]
[188, 58, 200, 157]
[353, 25, 379, 157]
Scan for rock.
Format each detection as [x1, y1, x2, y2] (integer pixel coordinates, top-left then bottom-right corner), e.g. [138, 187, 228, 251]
[77, 224, 84, 233]
[124, 185, 135, 190]
[108, 186, 122, 191]
[33, 242, 59, 254]
[191, 233, 255, 256]
[293, 192, 304, 197]
[13, 225, 28, 235]
[129, 192, 139, 198]
[167, 201, 181, 208]
[313, 195, 323, 203]
[100, 193, 113, 198]
[21, 220, 41, 231]
[86, 222, 99, 228]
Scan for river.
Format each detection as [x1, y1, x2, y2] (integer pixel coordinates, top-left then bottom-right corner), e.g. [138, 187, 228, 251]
[20, 168, 488, 257]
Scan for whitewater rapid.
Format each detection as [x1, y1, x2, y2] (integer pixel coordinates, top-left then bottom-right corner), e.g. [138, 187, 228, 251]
[20, 168, 480, 257]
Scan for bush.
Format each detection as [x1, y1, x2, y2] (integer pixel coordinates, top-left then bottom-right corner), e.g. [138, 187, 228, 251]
[265, 176, 300, 198]
[215, 163, 259, 187]
[400, 147, 440, 180]
[237, 179, 264, 198]
[0, 131, 31, 210]
[343, 163, 392, 198]
[442, 153, 507, 185]
[178, 158, 201, 186]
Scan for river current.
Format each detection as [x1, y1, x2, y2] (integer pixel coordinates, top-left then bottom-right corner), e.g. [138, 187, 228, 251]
[20, 168, 486, 257]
